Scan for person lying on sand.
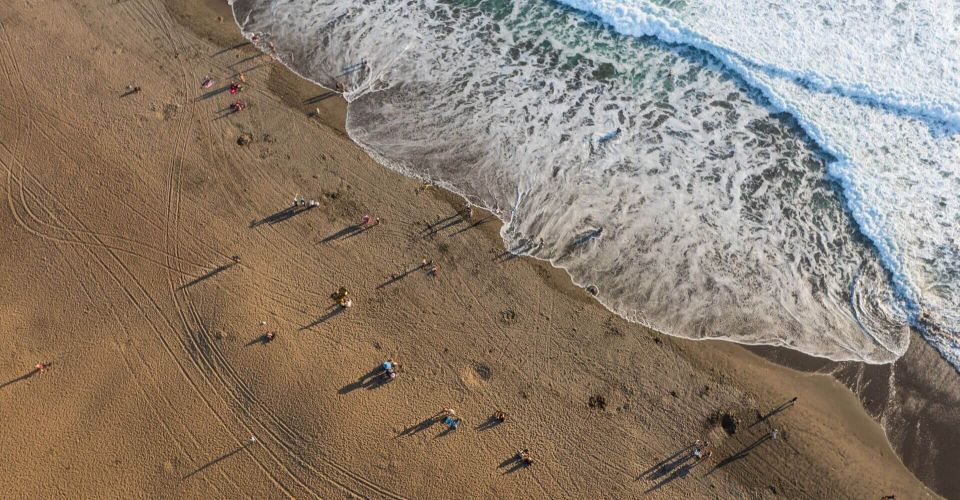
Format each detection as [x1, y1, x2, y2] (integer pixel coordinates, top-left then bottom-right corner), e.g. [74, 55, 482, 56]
[442, 414, 461, 429]
[382, 359, 402, 372]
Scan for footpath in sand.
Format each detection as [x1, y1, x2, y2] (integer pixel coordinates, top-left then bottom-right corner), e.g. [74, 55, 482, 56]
[0, 0, 945, 498]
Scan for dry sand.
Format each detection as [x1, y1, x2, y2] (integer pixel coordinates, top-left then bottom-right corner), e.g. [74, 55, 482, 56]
[0, 0, 952, 497]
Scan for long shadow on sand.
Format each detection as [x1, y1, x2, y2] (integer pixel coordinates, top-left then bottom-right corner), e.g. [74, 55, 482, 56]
[707, 433, 774, 475]
[182, 441, 253, 480]
[211, 41, 251, 57]
[644, 462, 697, 493]
[474, 415, 504, 432]
[376, 263, 429, 289]
[638, 443, 696, 481]
[213, 106, 241, 121]
[338, 366, 393, 394]
[178, 263, 236, 290]
[304, 92, 338, 105]
[299, 305, 345, 331]
[229, 54, 263, 69]
[448, 216, 495, 237]
[422, 212, 466, 238]
[245, 333, 274, 347]
[397, 415, 441, 437]
[320, 224, 365, 243]
[0, 369, 39, 390]
[639, 443, 708, 493]
[250, 205, 312, 228]
[196, 85, 232, 102]
[749, 397, 798, 428]
[498, 453, 531, 474]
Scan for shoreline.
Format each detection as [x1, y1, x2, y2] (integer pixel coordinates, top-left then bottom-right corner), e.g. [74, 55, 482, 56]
[229, 0, 913, 370]
[0, 0, 952, 496]
[210, 2, 960, 495]
[177, 0, 960, 496]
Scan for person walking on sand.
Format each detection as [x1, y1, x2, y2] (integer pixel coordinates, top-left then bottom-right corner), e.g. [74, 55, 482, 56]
[361, 214, 372, 226]
[35, 362, 50, 374]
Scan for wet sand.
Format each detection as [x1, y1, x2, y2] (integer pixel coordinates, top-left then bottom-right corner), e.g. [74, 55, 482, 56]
[0, 0, 951, 497]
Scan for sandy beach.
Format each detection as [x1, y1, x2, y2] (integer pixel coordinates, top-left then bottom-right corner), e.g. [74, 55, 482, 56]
[0, 0, 956, 497]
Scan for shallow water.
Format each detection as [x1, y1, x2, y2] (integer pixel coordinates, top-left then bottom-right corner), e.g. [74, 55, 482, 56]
[231, 0, 959, 367]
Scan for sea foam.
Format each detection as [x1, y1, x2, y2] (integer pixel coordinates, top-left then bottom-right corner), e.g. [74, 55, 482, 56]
[232, 0, 959, 368]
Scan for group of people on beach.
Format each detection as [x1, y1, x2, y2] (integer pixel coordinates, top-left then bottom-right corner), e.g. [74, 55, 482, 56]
[198, 71, 249, 114]
[96, 40, 808, 487]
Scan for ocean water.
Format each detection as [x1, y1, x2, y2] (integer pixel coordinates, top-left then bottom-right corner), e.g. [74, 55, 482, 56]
[230, 0, 960, 367]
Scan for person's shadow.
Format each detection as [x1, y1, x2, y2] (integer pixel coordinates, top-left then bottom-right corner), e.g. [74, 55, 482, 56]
[245, 333, 273, 347]
[0, 368, 40, 390]
[320, 224, 364, 243]
[338, 365, 391, 394]
[498, 452, 531, 474]
[750, 397, 798, 427]
[300, 305, 345, 331]
[397, 414, 441, 437]
[644, 462, 693, 493]
[708, 433, 774, 475]
[474, 415, 504, 432]
[639, 443, 696, 481]
[250, 205, 311, 228]
[181, 440, 255, 480]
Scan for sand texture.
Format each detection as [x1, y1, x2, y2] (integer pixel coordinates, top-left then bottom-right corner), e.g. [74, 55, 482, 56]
[0, 0, 948, 498]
